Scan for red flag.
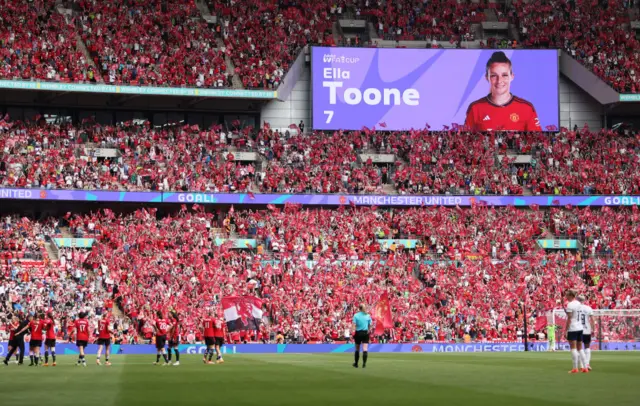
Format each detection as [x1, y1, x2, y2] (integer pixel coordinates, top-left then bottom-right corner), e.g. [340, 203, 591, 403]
[379, 122, 387, 128]
[248, 191, 255, 199]
[221, 296, 263, 331]
[267, 204, 276, 211]
[373, 292, 393, 335]
[535, 316, 547, 330]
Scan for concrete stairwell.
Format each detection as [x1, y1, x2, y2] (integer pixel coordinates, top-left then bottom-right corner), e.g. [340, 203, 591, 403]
[382, 183, 397, 194]
[44, 241, 60, 261]
[332, 21, 343, 45]
[194, 0, 213, 17]
[59, 226, 74, 238]
[74, 34, 105, 83]
[484, 8, 498, 22]
[217, 38, 243, 89]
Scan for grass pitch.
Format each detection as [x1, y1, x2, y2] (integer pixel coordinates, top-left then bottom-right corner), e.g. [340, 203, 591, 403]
[1, 352, 639, 406]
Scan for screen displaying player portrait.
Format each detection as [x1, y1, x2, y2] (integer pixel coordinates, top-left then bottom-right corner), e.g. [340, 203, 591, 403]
[312, 47, 559, 132]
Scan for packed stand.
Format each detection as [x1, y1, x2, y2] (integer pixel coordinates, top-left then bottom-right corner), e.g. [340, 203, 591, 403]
[505, 128, 640, 195]
[355, 0, 485, 42]
[43, 204, 638, 343]
[0, 0, 97, 83]
[219, 0, 335, 88]
[256, 130, 385, 193]
[75, 0, 230, 87]
[389, 129, 524, 195]
[0, 118, 256, 192]
[0, 215, 135, 343]
[509, 0, 639, 93]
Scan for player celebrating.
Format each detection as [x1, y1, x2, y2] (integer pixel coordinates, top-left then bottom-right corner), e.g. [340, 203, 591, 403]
[96, 313, 112, 366]
[564, 290, 588, 374]
[202, 311, 216, 364]
[28, 313, 45, 366]
[153, 311, 170, 366]
[212, 314, 225, 364]
[3, 313, 22, 366]
[578, 295, 594, 371]
[73, 312, 90, 366]
[167, 311, 180, 366]
[43, 312, 57, 366]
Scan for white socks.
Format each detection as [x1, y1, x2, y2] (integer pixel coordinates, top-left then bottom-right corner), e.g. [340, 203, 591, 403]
[585, 348, 591, 366]
[578, 349, 587, 369]
[571, 349, 579, 369]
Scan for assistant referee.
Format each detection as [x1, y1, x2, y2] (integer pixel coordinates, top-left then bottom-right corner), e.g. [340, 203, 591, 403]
[352, 304, 372, 368]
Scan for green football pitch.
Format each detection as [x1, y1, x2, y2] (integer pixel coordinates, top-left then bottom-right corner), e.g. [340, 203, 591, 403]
[1, 352, 639, 406]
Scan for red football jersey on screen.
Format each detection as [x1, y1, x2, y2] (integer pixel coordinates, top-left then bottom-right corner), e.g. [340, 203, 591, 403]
[155, 318, 169, 336]
[98, 319, 111, 339]
[203, 318, 215, 338]
[75, 319, 90, 341]
[465, 95, 540, 132]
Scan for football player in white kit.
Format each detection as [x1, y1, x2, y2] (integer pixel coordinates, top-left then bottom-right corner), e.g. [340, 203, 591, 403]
[577, 295, 593, 371]
[564, 290, 589, 373]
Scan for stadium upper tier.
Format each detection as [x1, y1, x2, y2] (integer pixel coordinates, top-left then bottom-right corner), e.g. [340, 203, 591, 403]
[1, 206, 638, 343]
[1, 119, 638, 195]
[0, 0, 637, 92]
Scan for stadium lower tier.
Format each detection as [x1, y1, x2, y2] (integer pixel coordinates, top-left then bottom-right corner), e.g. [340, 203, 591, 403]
[2, 119, 639, 195]
[1, 205, 638, 344]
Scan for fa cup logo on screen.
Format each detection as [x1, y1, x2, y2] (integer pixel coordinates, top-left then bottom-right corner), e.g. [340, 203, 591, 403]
[322, 54, 360, 64]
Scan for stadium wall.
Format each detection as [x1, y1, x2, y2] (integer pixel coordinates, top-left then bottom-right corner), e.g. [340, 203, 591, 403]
[260, 64, 311, 129]
[559, 75, 603, 131]
[1, 342, 637, 356]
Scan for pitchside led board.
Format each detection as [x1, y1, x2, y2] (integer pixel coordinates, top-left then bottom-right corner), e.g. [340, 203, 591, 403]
[311, 47, 560, 132]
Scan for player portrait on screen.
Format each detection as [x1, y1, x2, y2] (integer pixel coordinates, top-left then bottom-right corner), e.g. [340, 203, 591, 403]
[464, 51, 541, 132]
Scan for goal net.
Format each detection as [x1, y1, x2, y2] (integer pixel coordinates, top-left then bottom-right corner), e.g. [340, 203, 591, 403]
[547, 309, 640, 351]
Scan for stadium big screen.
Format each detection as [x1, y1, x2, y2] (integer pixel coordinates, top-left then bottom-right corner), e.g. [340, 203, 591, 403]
[312, 47, 560, 132]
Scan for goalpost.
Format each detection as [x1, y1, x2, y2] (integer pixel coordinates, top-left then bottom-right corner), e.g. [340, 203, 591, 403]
[547, 309, 640, 351]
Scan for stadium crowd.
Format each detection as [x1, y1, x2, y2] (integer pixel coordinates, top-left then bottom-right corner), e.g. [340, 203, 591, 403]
[75, 0, 230, 87]
[2, 205, 638, 343]
[0, 0, 637, 92]
[509, 0, 639, 93]
[2, 118, 638, 195]
[0, 0, 96, 83]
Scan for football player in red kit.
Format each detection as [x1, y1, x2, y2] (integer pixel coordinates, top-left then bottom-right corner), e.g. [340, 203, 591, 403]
[213, 315, 226, 364]
[96, 313, 112, 366]
[202, 311, 216, 364]
[43, 312, 57, 366]
[465, 51, 541, 132]
[2, 314, 21, 365]
[28, 313, 45, 366]
[167, 311, 181, 366]
[73, 312, 90, 366]
[153, 311, 170, 366]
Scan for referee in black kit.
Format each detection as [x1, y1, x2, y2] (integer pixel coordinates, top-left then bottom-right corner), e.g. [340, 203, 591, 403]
[352, 304, 372, 368]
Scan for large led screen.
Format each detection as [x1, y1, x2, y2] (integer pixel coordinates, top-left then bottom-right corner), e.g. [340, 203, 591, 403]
[312, 47, 559, 132]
